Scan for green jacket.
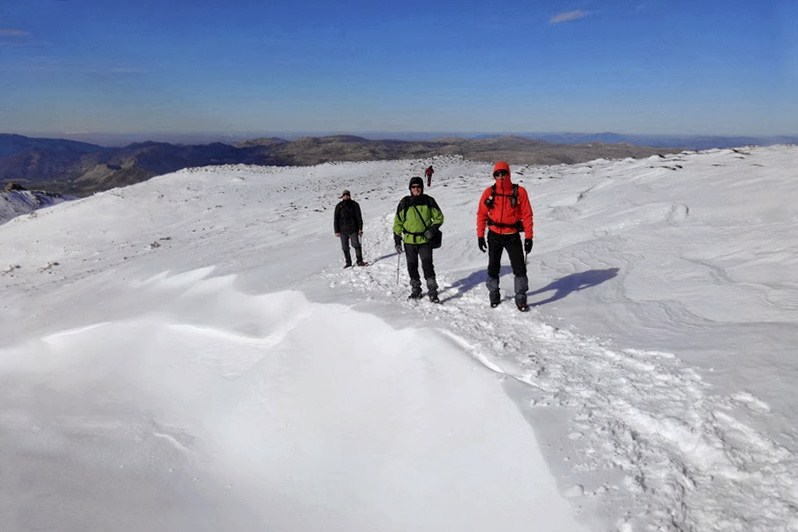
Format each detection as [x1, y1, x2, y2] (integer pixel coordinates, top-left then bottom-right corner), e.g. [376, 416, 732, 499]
[393, 194, 444, 245]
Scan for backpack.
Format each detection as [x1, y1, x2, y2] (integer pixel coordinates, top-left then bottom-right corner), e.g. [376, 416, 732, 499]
[484, 183, 519, 208]
[484, 184, 523, 232]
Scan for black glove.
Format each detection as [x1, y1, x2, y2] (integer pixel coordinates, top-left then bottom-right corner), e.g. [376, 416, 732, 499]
[478, 237, 487, 253]
[524, 238, 533, 254]
[394, 234, 403, 254]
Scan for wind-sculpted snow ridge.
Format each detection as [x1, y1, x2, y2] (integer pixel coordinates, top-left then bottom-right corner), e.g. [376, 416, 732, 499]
[2, 268, 586, 531]
[325, 147, 798, 531]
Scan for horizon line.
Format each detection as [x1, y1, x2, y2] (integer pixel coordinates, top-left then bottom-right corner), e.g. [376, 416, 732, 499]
[5, 130, 798, 148]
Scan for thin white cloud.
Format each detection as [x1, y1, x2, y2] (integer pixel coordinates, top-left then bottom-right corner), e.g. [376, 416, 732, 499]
[549, 10, 590, 24]
[0, 29, 30, 37]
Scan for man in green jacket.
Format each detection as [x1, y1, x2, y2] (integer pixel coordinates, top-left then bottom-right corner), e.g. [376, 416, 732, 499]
[393, 176, 444, 303]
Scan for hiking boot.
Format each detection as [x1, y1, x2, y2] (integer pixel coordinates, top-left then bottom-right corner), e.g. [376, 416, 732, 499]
[356, 261, 367, 266]
[408, 290, 422, 300]
[343, 263, 353, 269]
[489, 292, 501, 308]
[516, 301, 529, 312]
[428, 294, 440, 304]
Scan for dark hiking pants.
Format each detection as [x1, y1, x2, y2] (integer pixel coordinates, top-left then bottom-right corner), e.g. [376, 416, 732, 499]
[486, 231, 528, 304]
[404, 243, 438, 297]
[340, 232, 363, 265]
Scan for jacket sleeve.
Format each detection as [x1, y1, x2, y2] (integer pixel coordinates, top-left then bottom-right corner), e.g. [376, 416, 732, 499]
[519, 187, 534, 238]
[355, 202, 363, 231]
[476, 188, 491, 237]
[392, 198, 406, 236]
[428, 197, 444, 230]
[333, 203, 341, 233]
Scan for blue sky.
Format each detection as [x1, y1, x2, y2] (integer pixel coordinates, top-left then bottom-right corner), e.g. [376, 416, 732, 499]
[1, 0, 796, 142]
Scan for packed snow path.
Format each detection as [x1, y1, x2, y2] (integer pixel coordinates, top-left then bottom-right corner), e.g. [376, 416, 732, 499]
[336, 262, 798, 531]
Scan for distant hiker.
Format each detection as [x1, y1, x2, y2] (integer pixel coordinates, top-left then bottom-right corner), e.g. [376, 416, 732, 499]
[393, 177, 444, 302]
[476, 161, 534, 311]
[334, 189, 366, 268]
[425, 165, 434, 187]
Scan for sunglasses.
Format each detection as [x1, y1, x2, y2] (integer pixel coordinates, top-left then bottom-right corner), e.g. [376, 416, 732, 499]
[493, 170, 509, 178]
[410, 185, 422, 189]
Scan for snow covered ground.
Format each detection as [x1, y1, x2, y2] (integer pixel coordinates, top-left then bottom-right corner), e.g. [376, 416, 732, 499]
[1, 145, 796, 531]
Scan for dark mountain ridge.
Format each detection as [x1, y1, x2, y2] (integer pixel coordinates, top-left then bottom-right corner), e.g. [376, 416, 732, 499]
[0, 133, 103, 158]
[2, 132, 688, 196]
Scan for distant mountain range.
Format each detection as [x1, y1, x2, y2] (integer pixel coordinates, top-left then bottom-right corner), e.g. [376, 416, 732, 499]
[523, 132, 798, 150]
[2, 132, 793, 196]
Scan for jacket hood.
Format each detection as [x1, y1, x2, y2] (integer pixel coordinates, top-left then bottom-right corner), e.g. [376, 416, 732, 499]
[492, 161, 513, 192]
[409, 176, 424, 193]
[493, 161, 510, 174]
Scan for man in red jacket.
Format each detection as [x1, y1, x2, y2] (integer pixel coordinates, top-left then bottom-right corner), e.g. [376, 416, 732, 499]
[476, 161, 534, 311]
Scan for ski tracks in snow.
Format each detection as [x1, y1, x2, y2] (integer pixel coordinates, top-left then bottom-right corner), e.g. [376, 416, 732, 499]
[329, 251, 798, 531]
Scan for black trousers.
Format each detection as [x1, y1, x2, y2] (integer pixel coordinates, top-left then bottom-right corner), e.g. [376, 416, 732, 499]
[486, 232, 529, 303]
[405, 243, 435, 281]
[487, 231, 527, 279]
[339, 232, 362, 264]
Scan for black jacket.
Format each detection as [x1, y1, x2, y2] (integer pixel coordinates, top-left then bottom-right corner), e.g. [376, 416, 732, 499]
[334, 199, 363, 234]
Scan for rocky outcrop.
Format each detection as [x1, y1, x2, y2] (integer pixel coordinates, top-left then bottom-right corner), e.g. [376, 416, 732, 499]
[1, 188, 74, 224]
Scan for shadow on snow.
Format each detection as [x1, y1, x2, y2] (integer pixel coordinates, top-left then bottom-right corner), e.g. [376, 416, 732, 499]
[443, 266, 619, 306]
[529, 268, 619, 307]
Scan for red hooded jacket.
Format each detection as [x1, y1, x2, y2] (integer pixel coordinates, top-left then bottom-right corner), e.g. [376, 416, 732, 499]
[476, 161, 534, 238]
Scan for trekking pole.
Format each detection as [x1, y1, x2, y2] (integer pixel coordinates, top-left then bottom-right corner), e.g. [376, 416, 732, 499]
[396, 251, 401, 284]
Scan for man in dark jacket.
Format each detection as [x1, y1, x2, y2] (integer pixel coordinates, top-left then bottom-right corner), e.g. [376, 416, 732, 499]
[334, 189, 365, 268]
[393, 177, 444, 302]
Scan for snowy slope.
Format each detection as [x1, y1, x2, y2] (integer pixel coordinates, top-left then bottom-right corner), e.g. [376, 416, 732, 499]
[1, 147, 797, 531]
